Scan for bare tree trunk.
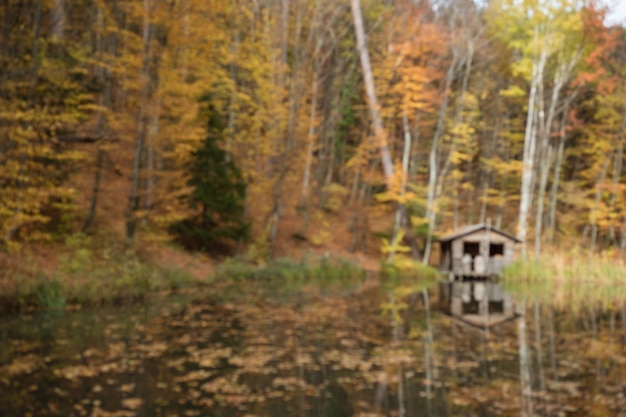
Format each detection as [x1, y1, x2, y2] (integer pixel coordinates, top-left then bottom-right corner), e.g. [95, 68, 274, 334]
[299, 70, 319, 235]
[533, 67, 548, 257]
[350, 0, 393, 180]
[300, 71, 319, 207]
[518, 26, 546, 256]
[144, 92, 161, 215]
[83, 77, 112, 233]
[548, 103, 569, 242]
[348, 141, 363, 207]
[84, 1, 120, 233]
[51, 0, 65, 40]
[350, 0, 420, 259]
[423, 63, 454, 265]
[424, 35, 473, 264]
[454, 40, 474, 228]
[534, 50, 580, 254]
[126, 0, 156, 244]
[389, 108, 413, 261]
[534, 144, 552, 256]
[267, 0, 300, 255]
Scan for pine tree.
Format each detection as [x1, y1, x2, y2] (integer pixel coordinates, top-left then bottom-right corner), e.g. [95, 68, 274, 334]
[170, 109, 248, 253]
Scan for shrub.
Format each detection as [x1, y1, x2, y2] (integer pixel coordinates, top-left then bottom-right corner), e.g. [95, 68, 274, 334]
[34, 274, 66, 310]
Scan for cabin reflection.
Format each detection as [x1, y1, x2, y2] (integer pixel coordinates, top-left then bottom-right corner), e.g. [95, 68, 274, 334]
[439, 280, 520, 328]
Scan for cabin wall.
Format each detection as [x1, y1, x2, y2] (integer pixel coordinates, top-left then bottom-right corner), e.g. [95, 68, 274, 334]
[451, 240, 463, 272]
[444, 230, 518, 276]
[439, 242, 453, 272]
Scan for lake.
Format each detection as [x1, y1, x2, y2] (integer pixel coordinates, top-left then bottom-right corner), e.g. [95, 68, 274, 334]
[1, 277, 625, 417]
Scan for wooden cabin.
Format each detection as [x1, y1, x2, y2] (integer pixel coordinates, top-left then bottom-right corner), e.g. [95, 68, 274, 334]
[439, 223, 520, 280]
[439, 280, 520, 329]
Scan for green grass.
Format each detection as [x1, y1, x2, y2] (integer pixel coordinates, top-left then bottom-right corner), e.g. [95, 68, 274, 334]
[34, 274, 66, 310]
[0, 233, 195, 312]
[379, 256, 440, 292]
[213, 255, 366, 298]
[502, 257, 554, 282]
[502, 251, 626, 310]
[503, 251, 625, 283]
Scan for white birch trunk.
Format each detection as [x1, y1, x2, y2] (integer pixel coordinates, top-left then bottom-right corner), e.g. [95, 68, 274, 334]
[389, 108, 413, 261]
[423, 64, 454, 265]
[350, 0, 394, 181]
[534, 49, 580, 254]
[351, 0, 421, 259]
[548, 103, 569, 242]
[517, 26, 546, 256]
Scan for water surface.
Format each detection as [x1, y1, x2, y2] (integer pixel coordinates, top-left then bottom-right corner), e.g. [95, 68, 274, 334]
[1, 279, 625, 417]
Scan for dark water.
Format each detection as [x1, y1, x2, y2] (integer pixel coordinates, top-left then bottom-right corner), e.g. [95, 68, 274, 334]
[1, 280, 626, 417]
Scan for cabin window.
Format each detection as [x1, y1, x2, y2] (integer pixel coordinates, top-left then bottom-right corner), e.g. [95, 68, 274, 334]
[462, 300, 479, 315]
[463, 242, 480, 256]
[489, 300, 504, 314]
[489, 243, 504, 257]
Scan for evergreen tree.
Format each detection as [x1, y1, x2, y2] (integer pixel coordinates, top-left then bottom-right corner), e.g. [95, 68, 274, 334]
[170, 109, 248, 252]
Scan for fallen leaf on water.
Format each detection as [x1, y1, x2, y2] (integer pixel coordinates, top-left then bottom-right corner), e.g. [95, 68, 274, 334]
[90, 406, 135, 417]
[119, 383, 135, 393]
[3, 354, 42, 376]
[83, 348, 103, 358]
[121, 398, 143, 410]
[55, 365, 94, 379]
[137, 342, 168, 358]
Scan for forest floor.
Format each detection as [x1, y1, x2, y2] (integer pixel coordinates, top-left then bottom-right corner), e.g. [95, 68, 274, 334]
[139, 199, 387, 282]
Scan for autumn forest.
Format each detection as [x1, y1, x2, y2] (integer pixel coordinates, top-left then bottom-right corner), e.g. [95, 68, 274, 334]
[1, 0, 626, 266]
[5, 2, 626, 416]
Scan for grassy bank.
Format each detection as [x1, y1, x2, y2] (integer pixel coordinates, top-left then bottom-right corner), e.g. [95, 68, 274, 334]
[212, 255, 368, 299]
[503, 250, 625, 283]
[0, 234, 378, 312]
[378, 257, 440, 301]
[502, 251, 626, 308]
[1, 231, 445, 312]
[0, 233, 197, 312]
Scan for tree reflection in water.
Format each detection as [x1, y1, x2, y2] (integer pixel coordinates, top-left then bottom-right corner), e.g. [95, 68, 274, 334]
[1, 279, 625, 417]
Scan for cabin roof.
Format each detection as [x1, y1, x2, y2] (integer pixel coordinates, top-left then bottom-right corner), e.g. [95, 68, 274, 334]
[438, 223, 521, 243]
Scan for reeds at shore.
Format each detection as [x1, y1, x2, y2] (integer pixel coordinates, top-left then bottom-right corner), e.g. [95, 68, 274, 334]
[502, 251, 626, 309]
